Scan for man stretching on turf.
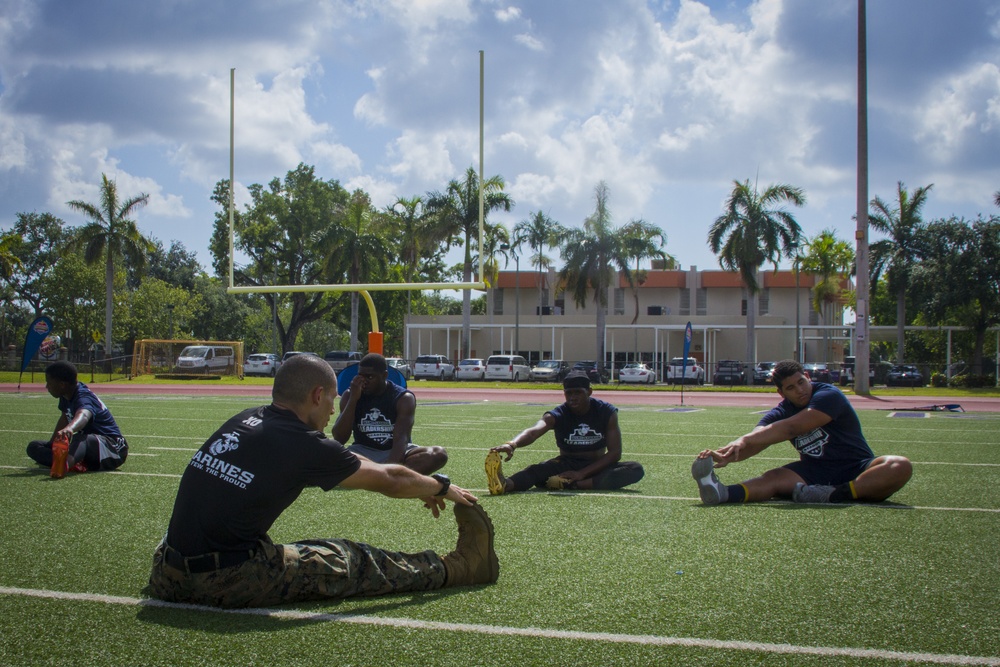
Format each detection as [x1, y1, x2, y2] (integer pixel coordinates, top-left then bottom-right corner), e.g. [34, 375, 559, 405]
[27, 361, 128, 478]
[147, 353, 497, 608]
[692, 359, 912, 504]
[485, 371, 644, 494]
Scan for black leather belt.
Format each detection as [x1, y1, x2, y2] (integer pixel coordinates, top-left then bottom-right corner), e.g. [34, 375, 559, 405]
[163, 546, 255, 574]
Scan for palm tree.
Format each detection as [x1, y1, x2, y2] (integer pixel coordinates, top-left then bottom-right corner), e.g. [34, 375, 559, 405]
[426, 167, 513, 359]
[994, 189, 1000, 208]
[707, 179, 804, 379]
[869, 181, 933, 363]
[512, 211, 566, 322]
[66, 173, 152, 360]
[619, 219, 671, 325]
[323, 190, 391, 352]
[386, 196, 429, 316]
[800, 229, 855, 360]
[559, 182, 635, 374]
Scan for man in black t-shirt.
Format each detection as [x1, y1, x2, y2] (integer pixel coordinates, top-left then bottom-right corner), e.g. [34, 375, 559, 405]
[485, 371, 644, 494]
[333, 353, 447, 473]
[147, 354, 497, 608]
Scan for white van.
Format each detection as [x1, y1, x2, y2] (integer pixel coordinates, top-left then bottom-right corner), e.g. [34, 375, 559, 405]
[175, 345, 235, 373]
[484, 355, 530, 381]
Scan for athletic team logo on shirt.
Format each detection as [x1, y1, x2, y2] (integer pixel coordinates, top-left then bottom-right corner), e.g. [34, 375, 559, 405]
[208, 432, 240, 456]
[565, 423, 603, 448]
[794, 428, 829, 458]
[360, 408, 394, 445]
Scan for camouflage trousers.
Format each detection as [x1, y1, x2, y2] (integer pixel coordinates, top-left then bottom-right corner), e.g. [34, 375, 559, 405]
[147, 537, 447, 608]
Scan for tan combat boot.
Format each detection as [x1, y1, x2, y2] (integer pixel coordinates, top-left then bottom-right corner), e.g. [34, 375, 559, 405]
[441, 503, 499, 587]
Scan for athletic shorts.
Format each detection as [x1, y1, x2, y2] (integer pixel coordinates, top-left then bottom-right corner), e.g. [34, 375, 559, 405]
[783, 457, 873, 486]
[346, 442, 419, 464]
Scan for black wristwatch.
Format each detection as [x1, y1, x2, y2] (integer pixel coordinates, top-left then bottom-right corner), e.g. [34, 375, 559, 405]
[431, 473, 451, 497]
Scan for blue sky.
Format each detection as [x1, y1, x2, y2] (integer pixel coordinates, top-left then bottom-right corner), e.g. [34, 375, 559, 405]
[1, 0, 998, 277]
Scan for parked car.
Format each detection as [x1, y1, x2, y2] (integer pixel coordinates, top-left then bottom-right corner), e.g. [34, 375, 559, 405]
[244, 353, 279, 377]
[572, 360, 610, 384]
[886, 364, 924, 387]
[664, 357, 705, 385]
[278, 351, 319, 370]
[413, 354, 455, 380]
[385, 357, 411, 380]
[484, 355, 530, 381]
[839, 355, 875, 386]
[618, 362, 657, 384]
[455, 358, 486, 381]
[175, 345, 235, 374]
[753, 361, 776, 385]
[712, 360, 745, 386]
[530, 359, 571, 383]
[324, 350, 361, 373]
[803, 363, 834, 383]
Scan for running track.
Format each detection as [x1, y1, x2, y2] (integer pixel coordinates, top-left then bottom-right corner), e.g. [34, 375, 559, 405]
[5, 382, 999, 412]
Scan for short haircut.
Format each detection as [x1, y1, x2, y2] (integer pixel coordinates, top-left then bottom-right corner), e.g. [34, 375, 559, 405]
[272, 354, 336, 404]
[45, 361, 77, 384]
[563, 371, 591, 389]
[359, 353, 386, 374]
[771, 359, 805, 386]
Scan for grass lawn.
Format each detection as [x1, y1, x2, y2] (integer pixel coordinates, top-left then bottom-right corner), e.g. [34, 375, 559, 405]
[1, 391, 998, 666]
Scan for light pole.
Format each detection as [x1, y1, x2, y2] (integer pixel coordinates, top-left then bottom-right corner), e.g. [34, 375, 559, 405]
[166, 304, 175, 340]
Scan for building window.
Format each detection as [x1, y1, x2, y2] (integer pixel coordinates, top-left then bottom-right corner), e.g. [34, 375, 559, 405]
[493, 290, 504, 315]
[613, 288, 625, 316]
[759, 288, 769, 316]
[679, 288, 691, 316]
[696, 288, 707, 316]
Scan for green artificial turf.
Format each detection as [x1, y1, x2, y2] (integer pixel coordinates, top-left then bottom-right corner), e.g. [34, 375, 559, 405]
[1, 392, 998, 666]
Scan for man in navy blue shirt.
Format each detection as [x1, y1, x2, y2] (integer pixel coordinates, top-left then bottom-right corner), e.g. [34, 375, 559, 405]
[333, 353, 447, 474]
[485, 371, 644, 494]
[27, 361, 128, 477]
[692, 359, 912, 504]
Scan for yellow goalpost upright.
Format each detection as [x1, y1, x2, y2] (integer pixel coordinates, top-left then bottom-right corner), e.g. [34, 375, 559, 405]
[224, 53, 490, 355]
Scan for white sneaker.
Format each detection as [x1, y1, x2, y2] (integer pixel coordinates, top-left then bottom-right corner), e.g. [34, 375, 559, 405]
[691, 457, 728, 505]
[792, 482, 835, 503]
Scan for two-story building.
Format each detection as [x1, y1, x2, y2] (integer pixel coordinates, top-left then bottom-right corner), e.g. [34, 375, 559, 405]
[404, 266, 852, 374]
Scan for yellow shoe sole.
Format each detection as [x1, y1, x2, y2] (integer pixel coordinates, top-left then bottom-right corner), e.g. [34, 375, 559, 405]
[485, 451, 506, 495]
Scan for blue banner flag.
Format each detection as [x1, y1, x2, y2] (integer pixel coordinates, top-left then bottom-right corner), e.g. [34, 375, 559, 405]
[21, 316, 54, 372]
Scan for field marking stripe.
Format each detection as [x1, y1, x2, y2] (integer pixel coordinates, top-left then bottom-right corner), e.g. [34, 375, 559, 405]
[2, 465, 999, 512]
[0, 587, 996, 665]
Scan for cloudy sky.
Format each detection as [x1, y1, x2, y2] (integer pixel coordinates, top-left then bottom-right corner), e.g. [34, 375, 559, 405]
[1, 0, 998, 279]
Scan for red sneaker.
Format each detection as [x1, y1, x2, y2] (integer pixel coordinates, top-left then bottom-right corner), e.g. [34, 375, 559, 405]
[51, 433, 70, 479]
[70, 461, 87, 473]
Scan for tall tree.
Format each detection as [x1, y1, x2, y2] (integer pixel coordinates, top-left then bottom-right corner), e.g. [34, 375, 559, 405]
[209, 164, 350, 354]
[66, 173, 152, 359]
[426, 167, 513, 360]
[558, 182, 636, 373]
[707, 179, 804, 379]
[322, 189, 391, 352]
[0, 233, 21, 281]
[0, 212, 65, 316]
[869, 181, 933, 363]
[386, 196, 430, 316]
[619, 219, 671, 325]
[911, 216, 1000, 376]
[512, 211, 566, 323]
[800, 229, 855, 360]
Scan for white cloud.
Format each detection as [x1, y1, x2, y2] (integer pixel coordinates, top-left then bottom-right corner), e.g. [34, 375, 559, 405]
[495, 6, 521, 23]
[514, 33, 544, 51]
[917, 62, 1000, 162]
